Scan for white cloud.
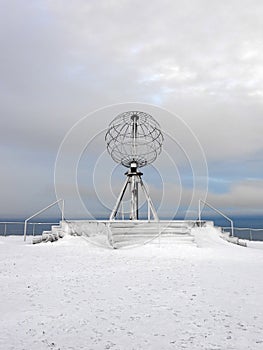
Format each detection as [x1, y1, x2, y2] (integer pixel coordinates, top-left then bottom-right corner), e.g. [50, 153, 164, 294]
[1, 0, 263, 218]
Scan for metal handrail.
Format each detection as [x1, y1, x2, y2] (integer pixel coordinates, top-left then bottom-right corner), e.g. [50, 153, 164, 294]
[24, 199, 64, 241]
[222, 226, 263, 241]
[198, 199, 234, 237]
[223, 227, 263, 231]
[0, 221, 24, 224]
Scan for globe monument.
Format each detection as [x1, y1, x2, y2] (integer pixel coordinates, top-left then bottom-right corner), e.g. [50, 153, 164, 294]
[105, 111, 164, 221]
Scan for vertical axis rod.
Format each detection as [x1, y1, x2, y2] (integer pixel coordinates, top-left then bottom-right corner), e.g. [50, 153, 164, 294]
[131, 114, 138, 159]
[130, 175, 139, 220]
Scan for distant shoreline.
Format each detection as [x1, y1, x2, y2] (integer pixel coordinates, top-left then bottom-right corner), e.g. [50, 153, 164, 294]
[0, 215, 262, 227]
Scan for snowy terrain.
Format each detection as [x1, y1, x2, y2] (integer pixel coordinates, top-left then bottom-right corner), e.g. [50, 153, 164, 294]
[1, 228, 263, 350]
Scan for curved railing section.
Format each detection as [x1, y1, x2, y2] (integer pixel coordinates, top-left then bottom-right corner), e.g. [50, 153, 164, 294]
[24, 199, 64, 241]
[198, 199, 234, 237]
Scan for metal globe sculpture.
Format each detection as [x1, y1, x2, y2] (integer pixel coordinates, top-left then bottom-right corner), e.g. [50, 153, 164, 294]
[105, 111, 164, 168]
[105, 111, 164, 221]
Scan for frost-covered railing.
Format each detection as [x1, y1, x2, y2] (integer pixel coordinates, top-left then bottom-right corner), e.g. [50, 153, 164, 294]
[24, 199, 64, 241]
[222, 227, 263, 241]
[0, 221, 58, 236]
[198, 199, 234, 237]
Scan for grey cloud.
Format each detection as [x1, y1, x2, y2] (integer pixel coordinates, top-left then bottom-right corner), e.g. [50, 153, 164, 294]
[1, 0, 263, 218]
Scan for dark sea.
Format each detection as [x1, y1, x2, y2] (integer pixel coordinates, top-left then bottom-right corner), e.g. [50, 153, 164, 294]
[0, 219, 60, 237]
[1, 216, 263, 241]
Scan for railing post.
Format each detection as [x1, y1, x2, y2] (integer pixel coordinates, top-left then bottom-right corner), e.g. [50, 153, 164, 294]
[148, 198, 150, 222]
[230, 220, 234, 237]
[61, 199, 65, 221]
[121, 202, 124, 220]
[24, 220, 28, 241]
[4, 223, 7, 236]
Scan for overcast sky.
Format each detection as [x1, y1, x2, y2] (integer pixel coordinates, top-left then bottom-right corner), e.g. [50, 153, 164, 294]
[1, 0, 263, 220]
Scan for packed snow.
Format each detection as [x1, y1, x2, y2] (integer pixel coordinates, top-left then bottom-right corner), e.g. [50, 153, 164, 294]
[1, 228, 263, 350]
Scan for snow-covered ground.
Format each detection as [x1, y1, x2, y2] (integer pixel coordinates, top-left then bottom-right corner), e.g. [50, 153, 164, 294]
[1, 228, 263, 350]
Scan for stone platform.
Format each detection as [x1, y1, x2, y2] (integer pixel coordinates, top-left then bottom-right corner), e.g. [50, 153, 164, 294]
[33, 219, 215, 248]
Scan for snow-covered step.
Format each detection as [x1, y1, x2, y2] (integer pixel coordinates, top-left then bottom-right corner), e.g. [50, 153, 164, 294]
[152, 235, 194, 244]
[32, 225, 64, 244]
[107, 221, 194, 248]
[112, 234, 193, 241]
[110, 228, 190, 234]
[111, 234, 194, 248]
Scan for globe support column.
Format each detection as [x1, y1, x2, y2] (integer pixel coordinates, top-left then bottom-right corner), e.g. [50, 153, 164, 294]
[128, 162, 141, 220]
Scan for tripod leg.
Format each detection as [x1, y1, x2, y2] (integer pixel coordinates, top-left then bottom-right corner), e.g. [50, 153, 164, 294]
[110, 176, 130, 220]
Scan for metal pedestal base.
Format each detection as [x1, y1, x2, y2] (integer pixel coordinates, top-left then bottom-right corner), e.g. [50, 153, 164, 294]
[110, 165, 158, 221]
